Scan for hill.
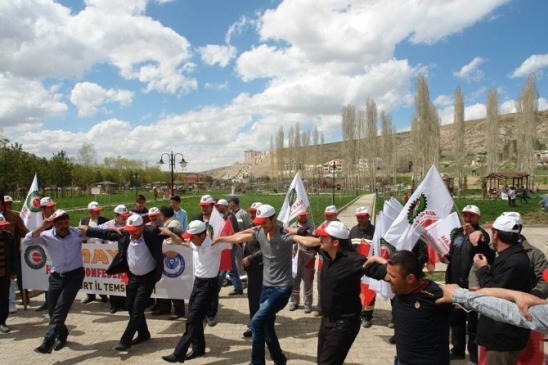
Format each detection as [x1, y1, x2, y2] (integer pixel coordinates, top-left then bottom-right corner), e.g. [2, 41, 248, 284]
[205, 110, 548, 180]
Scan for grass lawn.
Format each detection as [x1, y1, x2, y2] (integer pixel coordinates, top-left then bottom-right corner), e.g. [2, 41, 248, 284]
[11, 190, 359, 227]
[375, 195, 547, 226]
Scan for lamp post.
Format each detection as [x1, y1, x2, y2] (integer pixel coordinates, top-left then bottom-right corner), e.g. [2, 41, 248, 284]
[158, 151, 188, 196]
[133, 171, 139, 200]
[330, 161, 337, 205]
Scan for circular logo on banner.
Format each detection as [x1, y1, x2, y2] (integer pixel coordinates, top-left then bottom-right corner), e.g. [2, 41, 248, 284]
[24, 246, 47, 270]
[407, 193, 427, 224]
[380, 238, 397, 260]
[25, 190, 42, 213]
[162, 251, 186, 278]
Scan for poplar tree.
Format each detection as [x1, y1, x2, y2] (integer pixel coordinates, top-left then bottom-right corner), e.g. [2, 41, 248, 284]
[453, 86, 465, 191]
[516, 74, 539, 185]
[486, 88, 499, 174]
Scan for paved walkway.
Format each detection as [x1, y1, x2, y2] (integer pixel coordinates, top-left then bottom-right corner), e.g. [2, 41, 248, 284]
[2, 194, 546, 364]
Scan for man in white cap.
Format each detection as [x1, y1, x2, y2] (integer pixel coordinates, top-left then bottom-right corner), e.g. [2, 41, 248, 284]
[160, 220, 232, 363]
[34, 197, 57, 312]
[473, 212, 533, 364]
[0, 214, 19, 334]
[349, 207, 376, 328]
[80, 201, 109, 305]
[285, 210, 315, 314]
[312, 205, 340, 317]
[212, 204, 294, 365]
[441, 204, 493, 363]
[22, 210, 88, 353]
[93, 204, 132, 313]
[81, 213, 169, 351]
[292, 221, 367, 365]
[147, 207, 162, 227]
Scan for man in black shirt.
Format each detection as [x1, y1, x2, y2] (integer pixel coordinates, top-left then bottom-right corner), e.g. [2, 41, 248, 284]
[348, 206, 375, 327]
[365, 251, 453, 365]
[293, 221, 365, 365]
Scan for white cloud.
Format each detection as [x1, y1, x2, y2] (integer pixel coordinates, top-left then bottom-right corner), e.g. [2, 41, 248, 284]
[205, 82, 229, 90]
[500, 99, 516, 114]
[199, 45, 237, 67]
[70, 82, 134, 117]
[0, 72, 67, 128]
[510, 54, 548, 78]
[434, 94, 453, 107]
[453, 57, 486, 82]
[0, 0, 196, 94]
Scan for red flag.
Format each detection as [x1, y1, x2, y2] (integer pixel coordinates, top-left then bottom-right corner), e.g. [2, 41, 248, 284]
[479, 331, 544, 365]
[218, 218, 235, 271]
[355, 242, 376, 307]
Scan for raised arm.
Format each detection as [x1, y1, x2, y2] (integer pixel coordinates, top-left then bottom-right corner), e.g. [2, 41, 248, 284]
[212, 232, 253, 245]
[291, 235, 320, 248]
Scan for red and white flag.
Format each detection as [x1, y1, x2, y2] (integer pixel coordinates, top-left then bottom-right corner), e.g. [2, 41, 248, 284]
[207, 207, 235, 271]
[424, 212, 462, 256]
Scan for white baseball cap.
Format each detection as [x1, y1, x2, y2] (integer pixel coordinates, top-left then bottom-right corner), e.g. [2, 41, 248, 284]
[502, 212, 522, 226]
[124, 214, 144, 232]
[114, 204, 131, 217]
[88, 201, 102, 211]
[3, 196, 13, 203]
[316, 221, 350, 239]
[324, 205, 338, 215]
[252, 204, 276, 224]
[492, 213, 520, 233]
[182, 220, 207, 239]
[40, 197, 56, 208]
[216, 199, 229, 207]
[462, 205, 481, 216]
[51, 209, 68, 221]
[355, 207, 370, 216]
[199, 195, 215, 206]
[249, 202, 262, 212]
[148, 207, 161, 216]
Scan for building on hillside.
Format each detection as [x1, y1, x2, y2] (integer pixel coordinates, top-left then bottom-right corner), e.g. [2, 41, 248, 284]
[322, 159, 344, 173]
[244, 149, 262, 162]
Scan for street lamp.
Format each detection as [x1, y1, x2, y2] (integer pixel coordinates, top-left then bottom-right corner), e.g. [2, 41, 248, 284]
[330, 161, 337, 205]
[133, 171, 139, 200]
[158, 151, 188, 195]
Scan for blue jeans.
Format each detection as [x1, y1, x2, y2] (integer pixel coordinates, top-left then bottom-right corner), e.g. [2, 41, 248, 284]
[226, 245, 243, 291]
[250, 285, 292, 365]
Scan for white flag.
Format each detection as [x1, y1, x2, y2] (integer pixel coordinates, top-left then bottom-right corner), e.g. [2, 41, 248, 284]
[424, 212, 462, 255]
[368, 212, 395, 299]
[382, 164, 454, 252]
[278, 172, 310, 225]
[19, 173, 43, 231]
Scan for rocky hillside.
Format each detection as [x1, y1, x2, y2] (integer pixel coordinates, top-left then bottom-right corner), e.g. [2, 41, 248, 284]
[206, 110, 548, 180]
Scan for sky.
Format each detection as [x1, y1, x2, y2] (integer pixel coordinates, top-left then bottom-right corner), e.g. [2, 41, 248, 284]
[1, 0, 547, 172]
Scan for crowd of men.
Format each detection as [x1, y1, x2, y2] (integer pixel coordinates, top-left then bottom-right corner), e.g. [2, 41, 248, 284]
[0, 192, 547, 365]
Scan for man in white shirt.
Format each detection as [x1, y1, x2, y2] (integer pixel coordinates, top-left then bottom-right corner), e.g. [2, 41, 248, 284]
[161, 220, 231, 363]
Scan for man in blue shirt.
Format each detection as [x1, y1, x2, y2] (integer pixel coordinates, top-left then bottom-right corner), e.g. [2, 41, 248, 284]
[22, 210, 87, 354]
[171, 195, 188, 231]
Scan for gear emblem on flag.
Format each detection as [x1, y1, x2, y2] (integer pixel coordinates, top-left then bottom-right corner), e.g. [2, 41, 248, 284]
[407, 193, 428, 224]
[380, 238, 397, 259]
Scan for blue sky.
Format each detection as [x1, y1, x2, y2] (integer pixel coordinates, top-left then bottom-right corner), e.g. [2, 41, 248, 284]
[0, 0, 547, 171]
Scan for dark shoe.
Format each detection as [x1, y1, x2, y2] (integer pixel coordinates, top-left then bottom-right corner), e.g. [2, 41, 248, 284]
[185, 350, 205, 360]
[162, 354, 185, 363]
[53, 338, 67, 351]
[34, 343, 53, 354]
[206, 316, 217, 327]
[449, 351, 465, 360]
[228, 289, 243, 296]
[361, 318, 372, 328]
[82, 295, 95, 304]
[109, 307, 118, 314]
[288, 303, 297, 311]
[100, 295, 109, 303]
[273, 355, 287, 365]
[131, 335, 151, 346]
[304, 306, 312, 314]
[222, 279, 232, 287]
[151, 309, 170, 316]
[168, 314, 181, 320]
[388, 335, 396, 345]
[243, 328, 252, 338]
[0, 324, 10, 333]
[36, 302, 48, 312]
[113, 343, 131, 351]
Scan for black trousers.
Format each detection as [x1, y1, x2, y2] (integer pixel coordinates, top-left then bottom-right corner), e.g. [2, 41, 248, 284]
[174, 277, 217, 357]
[44, 268, 85, 344]
[120, 270, 156, 345]
[0, 275, 10, 325]
[450, 308, 478, 362]
[317, 316, 361, 365]
[246, 266, 263, 322]
[156, 298, 186, 315]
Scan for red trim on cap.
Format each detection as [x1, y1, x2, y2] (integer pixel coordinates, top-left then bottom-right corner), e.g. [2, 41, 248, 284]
[182, 231, 192, 239]
[253, 217, 267, 224]
[315, 227, 330, 236]
[124, 225, 139, 232]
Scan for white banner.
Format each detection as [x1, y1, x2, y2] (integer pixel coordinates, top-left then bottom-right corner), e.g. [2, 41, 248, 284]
[278, 171, 310, 225]
[20, 173, 43, 231]
[22, 243, 194, 299]
[424, 212, 462, 255]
